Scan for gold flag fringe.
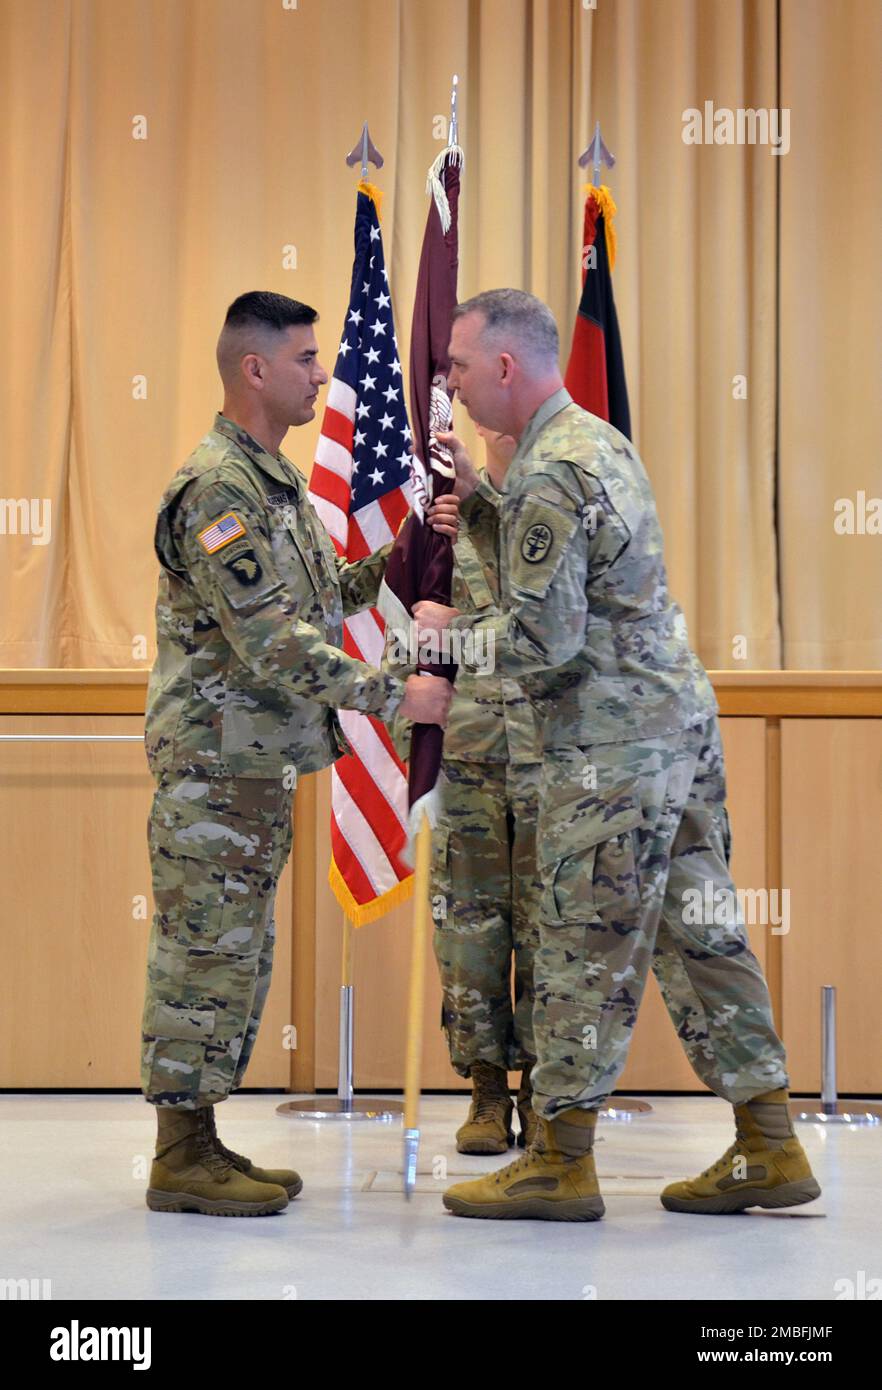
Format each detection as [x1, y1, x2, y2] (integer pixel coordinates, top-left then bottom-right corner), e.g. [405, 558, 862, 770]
[583, 183, 618, 273]
[358, 179, 385, 220]
[329, 857, 415, 927]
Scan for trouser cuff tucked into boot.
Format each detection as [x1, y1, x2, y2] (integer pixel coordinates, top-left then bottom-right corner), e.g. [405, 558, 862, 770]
[146, 1104, 289, 1217]
[456, 1062, 514, 1155]
[443, 1104, 604, 1223]
[660, 1088, 821, 1215]
[201, 1105, 303, 1199]
[541, 1106, 598, 1157]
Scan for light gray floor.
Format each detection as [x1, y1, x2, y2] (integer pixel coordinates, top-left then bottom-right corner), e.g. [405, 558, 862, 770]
[0, 1092, 877, 1301]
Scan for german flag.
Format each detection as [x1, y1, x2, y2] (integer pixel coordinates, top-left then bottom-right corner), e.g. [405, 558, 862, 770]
[564, 185, 631, 441]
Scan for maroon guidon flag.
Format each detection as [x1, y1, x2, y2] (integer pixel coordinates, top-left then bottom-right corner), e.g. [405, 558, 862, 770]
[378, 142, 463, 840]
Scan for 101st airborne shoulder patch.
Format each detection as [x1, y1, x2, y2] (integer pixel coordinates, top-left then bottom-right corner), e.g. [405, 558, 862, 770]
[510, 497, 579, 599]
[211, 534, 284, 610]
[222, 545, 263, 587]
[197, 511, 246, 554]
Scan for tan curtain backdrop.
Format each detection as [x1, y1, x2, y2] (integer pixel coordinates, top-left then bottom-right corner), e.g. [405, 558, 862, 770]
[779, 0, 882, 668]
[0, 0, 879, 670]
[590, 0, 780, 669]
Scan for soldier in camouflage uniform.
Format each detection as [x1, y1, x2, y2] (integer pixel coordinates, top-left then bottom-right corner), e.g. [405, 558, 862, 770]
[142, 291, 453, 1217]
[411, 426, 544, 1154]
[416, 289, 820, 1221]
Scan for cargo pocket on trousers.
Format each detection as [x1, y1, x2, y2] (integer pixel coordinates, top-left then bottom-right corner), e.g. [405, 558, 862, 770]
[534, 790, 644, 1058]
[538, 787, 644, 927]
[150, 802, 273, 957]
[141, 1005, 218, 1103]
[670, 804, 731, 869]
[143, 1038, 207, 1103]
[147, 1000, 217, 1042]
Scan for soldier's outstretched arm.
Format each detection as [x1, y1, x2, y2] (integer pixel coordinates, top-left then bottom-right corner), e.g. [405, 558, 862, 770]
[334, 493, 460, 617]
[335, 543, 394, 618]
[449, 475, 592, 679]
[179, 481, 406, 719]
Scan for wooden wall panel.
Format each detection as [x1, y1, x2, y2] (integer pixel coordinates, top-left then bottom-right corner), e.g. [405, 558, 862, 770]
[3, 680, 880, 1098]
[781, 720, 882, 1093]
[0, 716, 292, 1089]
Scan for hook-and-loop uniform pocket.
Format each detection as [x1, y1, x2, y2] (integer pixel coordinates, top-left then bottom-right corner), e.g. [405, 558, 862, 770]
[538, 780, 644, 927]
[149, 782, 278, 958]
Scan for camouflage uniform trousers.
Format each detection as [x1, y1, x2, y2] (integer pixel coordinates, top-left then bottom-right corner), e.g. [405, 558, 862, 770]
[141, 771, 296, 1109]
[431, 759, 543, 1077]
[533, 714, 789, 1118]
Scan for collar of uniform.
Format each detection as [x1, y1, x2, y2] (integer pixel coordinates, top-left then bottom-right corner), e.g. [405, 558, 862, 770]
[212, 412, 303, 490]
[508, 387, 574, 478]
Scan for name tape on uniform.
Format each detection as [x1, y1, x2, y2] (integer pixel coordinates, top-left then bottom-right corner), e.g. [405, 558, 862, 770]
[197, 512, 246, 554]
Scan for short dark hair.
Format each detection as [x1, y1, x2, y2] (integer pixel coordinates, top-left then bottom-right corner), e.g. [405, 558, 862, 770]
[223, 290, 318, 333]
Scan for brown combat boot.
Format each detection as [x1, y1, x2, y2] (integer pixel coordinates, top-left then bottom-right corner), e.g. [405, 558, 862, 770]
[661, 1088, 822, 1214]
[516, 1062, 538, 1148]
[444, 1106, 604, 1220]
[203, 1106, 303, 1200]
[455, 1062, 514, 1155]
[146, 1107, 288, 1216]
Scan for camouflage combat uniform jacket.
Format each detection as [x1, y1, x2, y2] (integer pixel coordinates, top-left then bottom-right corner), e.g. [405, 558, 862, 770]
[451, 389, 718, 744]
[442, 471, 541, 762]
[388, 469, 541, 763]
[145, 413, 406, 781]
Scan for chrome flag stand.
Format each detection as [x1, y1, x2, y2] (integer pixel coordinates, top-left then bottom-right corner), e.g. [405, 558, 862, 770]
[277, 915, 403, 1124]
[793, 986, 882, 1125]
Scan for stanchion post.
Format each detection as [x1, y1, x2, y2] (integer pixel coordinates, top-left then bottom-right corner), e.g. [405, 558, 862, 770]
[793, 984, 882, 1126]
[821, 985, 837, 1115]
[277, 910, 403, 1122]
[337, 919, 354, 1109]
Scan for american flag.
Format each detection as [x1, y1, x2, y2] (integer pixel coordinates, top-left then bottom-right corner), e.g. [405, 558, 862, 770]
[197, 511, 246, 553]
[308, 183, 414, 925]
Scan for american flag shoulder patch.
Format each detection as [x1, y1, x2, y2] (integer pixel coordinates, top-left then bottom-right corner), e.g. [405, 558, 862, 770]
[197, 511, 246, 554]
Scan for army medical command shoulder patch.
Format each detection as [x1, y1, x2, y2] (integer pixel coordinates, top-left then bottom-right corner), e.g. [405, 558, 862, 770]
[521, 522, 553, 564]
[197, 512, 246, 554]
[510, 496, 579, 599]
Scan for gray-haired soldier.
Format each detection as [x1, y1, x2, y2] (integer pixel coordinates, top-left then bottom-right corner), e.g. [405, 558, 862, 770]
[415, 288, 820, 1222]
[143, 291, 454, 1217]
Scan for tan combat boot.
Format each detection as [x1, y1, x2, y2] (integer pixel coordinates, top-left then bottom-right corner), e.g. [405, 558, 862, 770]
[661, 1087, 822, 1214]
[146, 1107, 289, 1216]
[203, 1105, 303, 1199]
[516, 1063, 538, 1149]
[444, 1106, 604, 1220]
[455, 1062, 514, 1155]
